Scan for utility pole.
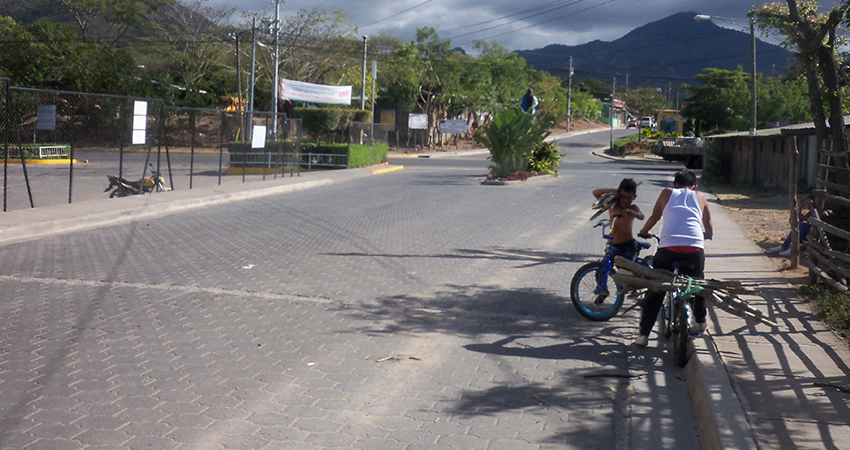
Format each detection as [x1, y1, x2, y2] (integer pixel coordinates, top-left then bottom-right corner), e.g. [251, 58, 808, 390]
[361, 35, 368, 110]
[610, 77, 615, 151]
[566, 56, 573, 132]
[272, 0, 280, 140]
[371, 59, 377, 120]
[233, 31, 243, 140]
[247, 18, 256, 142]
[750, 16, 757, 136]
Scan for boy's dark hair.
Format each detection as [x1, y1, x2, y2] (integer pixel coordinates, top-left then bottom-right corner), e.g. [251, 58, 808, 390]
[673, 169, 697, 188]
[618, 178, 637, 194]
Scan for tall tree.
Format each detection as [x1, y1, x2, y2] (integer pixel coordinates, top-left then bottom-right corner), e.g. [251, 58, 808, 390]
[143, 0, 235, 106]
[752, 1, 849, 164]
[58, 0, 166, 44]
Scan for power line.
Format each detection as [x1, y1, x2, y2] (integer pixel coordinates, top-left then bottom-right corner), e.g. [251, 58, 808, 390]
[361, 0, 437, 28]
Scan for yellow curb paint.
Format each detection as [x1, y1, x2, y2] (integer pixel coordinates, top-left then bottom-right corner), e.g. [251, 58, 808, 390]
[372, 165, 403, 175]
[4, 159, 78, 165]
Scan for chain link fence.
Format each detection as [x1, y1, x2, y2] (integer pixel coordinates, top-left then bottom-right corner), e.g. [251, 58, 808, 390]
[1, 79, 300, 212]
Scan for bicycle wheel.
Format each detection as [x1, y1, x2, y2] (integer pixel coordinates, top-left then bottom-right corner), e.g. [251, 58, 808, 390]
[660, 292, 673, 339]
[672, 298, 689, 367]
[570, 261, 625, 321]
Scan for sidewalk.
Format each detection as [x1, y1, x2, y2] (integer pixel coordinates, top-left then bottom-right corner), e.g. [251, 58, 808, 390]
[690, 199, 850, 449]
[2, 155, 849, 449]
[594, 147, 850, 449]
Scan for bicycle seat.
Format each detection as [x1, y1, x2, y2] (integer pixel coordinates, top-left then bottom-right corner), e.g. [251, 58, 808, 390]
[671, 261, 696, 271]
[637, 240, 652, 250]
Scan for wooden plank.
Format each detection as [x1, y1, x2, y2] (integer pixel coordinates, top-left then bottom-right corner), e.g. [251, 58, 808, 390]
[818, 164, 850, 177]
[810, 217, 850, 241]
[802, 257, 850, 295]
[815, 178, 850, 195]
[806, 245, 850, 281]
[807, 238, 850, 265]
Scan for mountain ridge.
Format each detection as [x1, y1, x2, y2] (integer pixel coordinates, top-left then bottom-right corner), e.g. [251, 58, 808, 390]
[515, 12, 794, 88]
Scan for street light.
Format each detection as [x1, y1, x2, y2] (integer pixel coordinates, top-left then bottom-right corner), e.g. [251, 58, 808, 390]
[695, 14, 757, 136]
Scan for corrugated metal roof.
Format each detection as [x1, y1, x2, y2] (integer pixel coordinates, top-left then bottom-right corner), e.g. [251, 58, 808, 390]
[706, 115, 850, 139]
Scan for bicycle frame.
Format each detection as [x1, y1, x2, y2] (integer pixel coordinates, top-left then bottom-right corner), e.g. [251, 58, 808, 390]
[662, 262, 703, 367]
[593, 219, 652, 295]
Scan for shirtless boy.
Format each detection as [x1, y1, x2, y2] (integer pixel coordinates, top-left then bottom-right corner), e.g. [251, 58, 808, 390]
[592, 178, 645, 260]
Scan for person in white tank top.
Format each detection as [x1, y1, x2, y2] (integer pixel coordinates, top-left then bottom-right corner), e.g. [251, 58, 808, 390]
[633, 169, 714, 347]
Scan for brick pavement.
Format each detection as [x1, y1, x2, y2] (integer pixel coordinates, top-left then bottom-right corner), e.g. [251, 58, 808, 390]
[0, 160, 663, 449]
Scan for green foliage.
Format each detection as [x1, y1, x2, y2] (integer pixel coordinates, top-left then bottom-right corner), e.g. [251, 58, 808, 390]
[293, 108, 371, 142]
[302, 143, 348, 154]
[681, 67, 752, 133]
[349, 142, 388, 168]
[568, 89, 602, 121]
[474, 107, 551, 178]
[702, 145, 734, 183]
[626, 87, 666, 118]
[528, 141, 561, 175]
[800, 283, 850, 341]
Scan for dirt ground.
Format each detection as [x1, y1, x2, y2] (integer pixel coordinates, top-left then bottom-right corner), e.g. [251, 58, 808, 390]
[705, 183, 812, 285]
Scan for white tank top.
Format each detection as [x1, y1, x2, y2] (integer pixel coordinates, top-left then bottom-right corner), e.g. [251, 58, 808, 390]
[659, 188, 704, 248]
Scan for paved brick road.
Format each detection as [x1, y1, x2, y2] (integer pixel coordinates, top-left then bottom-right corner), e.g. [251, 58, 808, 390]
[0, 149, 697, 449]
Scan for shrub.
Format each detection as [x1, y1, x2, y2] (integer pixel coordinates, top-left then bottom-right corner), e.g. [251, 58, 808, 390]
[474, 108, 551, 178]
[528, 141, 561, 175]
[349, 142, 387, 168]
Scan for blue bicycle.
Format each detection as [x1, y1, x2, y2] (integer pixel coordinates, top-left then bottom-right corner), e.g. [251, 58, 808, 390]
[570, 218, 653, 321]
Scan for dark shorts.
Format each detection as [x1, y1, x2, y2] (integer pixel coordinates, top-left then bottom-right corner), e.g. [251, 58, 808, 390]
[610, 239, 639, 261]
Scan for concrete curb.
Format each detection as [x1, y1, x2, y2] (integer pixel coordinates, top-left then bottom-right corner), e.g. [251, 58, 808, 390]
[687, 335, 757, 450]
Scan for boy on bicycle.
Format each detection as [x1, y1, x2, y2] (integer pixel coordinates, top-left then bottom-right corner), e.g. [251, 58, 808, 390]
[592, 178, 645, 261]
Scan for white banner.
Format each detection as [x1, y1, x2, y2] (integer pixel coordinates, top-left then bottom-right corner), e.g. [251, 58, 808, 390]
[439, 119, 467, 134]
[281, 79, 351, 105]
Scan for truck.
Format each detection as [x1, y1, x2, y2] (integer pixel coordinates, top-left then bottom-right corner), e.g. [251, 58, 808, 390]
[639, 116, 656, 130]
[651, 136, 705, 169]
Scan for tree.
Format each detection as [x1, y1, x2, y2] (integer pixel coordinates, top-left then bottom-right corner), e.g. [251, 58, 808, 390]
[681, 68, 753, 134]
[626, 87, 666, 119]
[58, 0, 166, 44]
[752, 1, 849, 164]
[143, 0, 235, 107]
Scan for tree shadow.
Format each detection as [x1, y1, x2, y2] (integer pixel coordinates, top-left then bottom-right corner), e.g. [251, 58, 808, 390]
[324, 246, 595, 269]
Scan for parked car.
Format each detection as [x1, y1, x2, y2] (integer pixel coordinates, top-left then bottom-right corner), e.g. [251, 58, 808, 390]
[626, 120, 638, 129]
[639, 116, 656, 130]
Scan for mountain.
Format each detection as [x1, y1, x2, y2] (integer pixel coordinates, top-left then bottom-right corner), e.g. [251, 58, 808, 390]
[515, 12, 795, 88]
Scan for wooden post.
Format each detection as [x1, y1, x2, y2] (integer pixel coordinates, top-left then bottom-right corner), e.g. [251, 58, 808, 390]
[789, 136, 799, 268]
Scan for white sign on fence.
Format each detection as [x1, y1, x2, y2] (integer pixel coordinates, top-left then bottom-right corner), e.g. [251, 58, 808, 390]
[132, 101, 147, 145]
[281, 79, 352, 105]
[408, 114, 428, 130]
[252, 125, 267, 149]
[439, 119, 467, 134]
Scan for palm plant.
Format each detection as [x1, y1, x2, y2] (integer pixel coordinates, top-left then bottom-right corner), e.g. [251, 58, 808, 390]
[474, 108, 552, 178]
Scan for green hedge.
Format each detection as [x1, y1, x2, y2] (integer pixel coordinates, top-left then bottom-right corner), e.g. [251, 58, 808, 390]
[349, 143, 387, 168]
[301, 143, 347, 154]
[294, 107, 370, 134]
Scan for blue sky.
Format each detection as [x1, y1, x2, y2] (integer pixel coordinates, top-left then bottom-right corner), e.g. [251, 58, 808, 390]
[205, 0, 761, 51]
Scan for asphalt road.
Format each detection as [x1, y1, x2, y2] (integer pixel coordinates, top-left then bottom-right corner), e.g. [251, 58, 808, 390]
[0, 128, 702, 449]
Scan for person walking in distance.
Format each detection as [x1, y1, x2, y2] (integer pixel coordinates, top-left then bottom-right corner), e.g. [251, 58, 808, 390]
[521, 88, 538, 114]
[634, 169, 713, 347]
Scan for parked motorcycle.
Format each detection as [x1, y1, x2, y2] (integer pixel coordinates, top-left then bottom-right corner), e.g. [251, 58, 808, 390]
[104, 164, 169, 198]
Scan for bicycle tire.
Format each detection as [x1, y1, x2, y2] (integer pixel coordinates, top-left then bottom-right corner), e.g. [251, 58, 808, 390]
[570, 261, 625, 321]
[672, 298, 689, 367]
[660, 292, 673, 339]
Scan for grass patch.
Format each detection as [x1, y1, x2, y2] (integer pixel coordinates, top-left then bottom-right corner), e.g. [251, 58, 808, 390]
[800, 283, 850, 342]
[613, 134, 640, 147]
